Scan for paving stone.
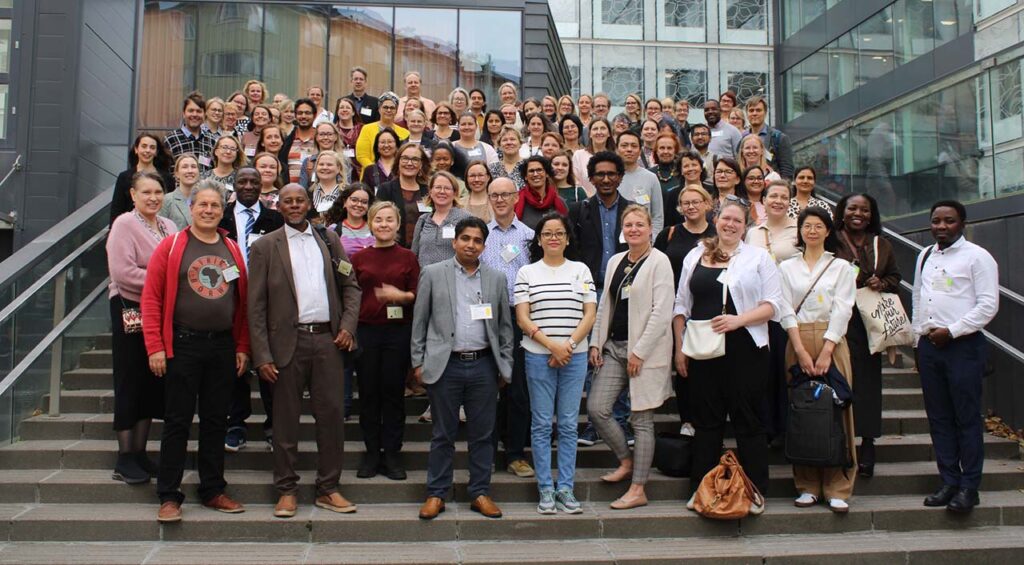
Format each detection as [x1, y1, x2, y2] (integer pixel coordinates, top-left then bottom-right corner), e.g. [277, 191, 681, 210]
[309, 503, 458, 543]
[0, 505, 30, 542]
[0, 542, 153, 564]
[160, 504, 313, 543]
[304, 542, 459, 564]
[146, 542, 307, 564]
[459, 539, 615, 564]
[0, 470, 54, 503]
[9, 504, 159, 541]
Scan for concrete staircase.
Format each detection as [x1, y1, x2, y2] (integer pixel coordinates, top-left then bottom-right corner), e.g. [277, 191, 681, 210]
[1, 334, 1023, 564]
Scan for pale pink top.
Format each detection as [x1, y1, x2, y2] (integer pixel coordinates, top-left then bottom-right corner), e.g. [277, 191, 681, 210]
[106, 211, 178, 302]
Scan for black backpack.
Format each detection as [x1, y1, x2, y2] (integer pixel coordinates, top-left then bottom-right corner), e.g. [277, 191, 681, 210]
[785, 379, 850, 468]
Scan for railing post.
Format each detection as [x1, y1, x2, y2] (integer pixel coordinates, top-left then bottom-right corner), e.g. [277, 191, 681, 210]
[48, 271, 66, 418]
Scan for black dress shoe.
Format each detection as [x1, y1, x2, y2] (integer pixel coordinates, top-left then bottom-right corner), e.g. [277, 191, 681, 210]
[380, 451, 407, 481]
[923, 485, 958, 507]
[357, 450, 381, 479]
[946, 488, 980, 513]
[857, 463, 874, 478]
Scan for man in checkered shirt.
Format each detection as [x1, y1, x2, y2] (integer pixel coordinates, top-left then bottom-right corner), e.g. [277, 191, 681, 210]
[164, 92, 216, 173]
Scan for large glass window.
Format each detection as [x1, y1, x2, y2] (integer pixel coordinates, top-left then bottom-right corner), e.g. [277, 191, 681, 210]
[394, 8, 458, 103]
[459, 10, 521, 107]
[855, 7, 895, 87]
[828, 32, 858, 101]
[0, 9, 10, 141]
[783, 0, 826, 39]
[195, 3, 263, 102]
[138, 2, 197, 130]
[720, 0, 768, 45]
[550, 0, 580, 38]
[328, 6, 393, 105]
[894, 0, 935, 66]
[658, 0, 705, 42]
[658, 47, 708, 111]
[593, 44, 644, 115]
[976, 0, 1016, 20]
[262, 5, 328, 101]
[594, 0, 644, 40]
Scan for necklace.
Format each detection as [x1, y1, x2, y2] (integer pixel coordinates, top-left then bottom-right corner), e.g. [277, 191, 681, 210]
[655, 166, 675, 183]
[133, 209, 168, 242]
[624, 246, 651, 274]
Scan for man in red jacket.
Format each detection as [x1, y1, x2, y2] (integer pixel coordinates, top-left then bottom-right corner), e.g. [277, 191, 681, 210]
[142, 181, 251, 523]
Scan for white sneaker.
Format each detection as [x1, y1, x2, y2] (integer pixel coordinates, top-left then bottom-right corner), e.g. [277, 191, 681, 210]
[680, 422, 695, 437]
[794, 493, 818, 508]
[828, 498, 849, 513]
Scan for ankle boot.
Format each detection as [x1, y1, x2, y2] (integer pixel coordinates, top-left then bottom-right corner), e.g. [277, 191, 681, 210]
[858, 438, 875, 477]
[381, 450, 407, 481]
[134, 452, 159, 478]
[357, 450, 380, 478]
[112, 453, 150, 484]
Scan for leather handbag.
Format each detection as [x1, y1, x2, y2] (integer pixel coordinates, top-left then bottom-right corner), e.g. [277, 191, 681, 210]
[681, 261, 730, 360]
[693, 450, 764, 520]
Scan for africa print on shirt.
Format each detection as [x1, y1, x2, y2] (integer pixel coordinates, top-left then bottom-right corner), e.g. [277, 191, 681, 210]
[187, 255, 231, 299]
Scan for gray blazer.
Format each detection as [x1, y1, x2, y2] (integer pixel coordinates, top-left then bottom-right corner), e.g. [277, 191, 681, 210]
[159, 189, 191, 231]
[410, 257, 513, 384]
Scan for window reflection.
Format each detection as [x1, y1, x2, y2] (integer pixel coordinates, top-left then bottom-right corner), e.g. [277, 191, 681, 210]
[262, 5, 328, 99]
[329, 6, 393, 103]
[138, 2, 197, 130]
[394, 8, 457, 103]
[459, 10, 521, 107]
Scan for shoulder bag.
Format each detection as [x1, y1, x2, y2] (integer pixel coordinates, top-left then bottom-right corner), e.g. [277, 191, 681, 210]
[693, 450, 764, 519]
[854, 237, 914, 354]
[681, 259, 730, 360]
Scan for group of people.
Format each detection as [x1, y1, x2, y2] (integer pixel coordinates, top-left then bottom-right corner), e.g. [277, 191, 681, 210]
[105, 74, 1000, 523]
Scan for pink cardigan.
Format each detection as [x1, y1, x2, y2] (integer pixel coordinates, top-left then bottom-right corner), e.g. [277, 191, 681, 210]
[106, 211, 177, 302]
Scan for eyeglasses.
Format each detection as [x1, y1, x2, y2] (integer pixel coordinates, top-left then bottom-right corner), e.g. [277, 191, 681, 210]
[380, 105, 397, 112]
[591, 171, 620, 179]
[489, 192, 517, 201]
[679, 200, 704, 209]
[724, 194, 750, 208]
[347, 198, 369, 205]
[399, 156, 422, 164]
[801, 223, 827, 232]
[745, 175, 765, 182]
[526, 169, 546, 176]
[432, 185, 455, 193]
[540, 231, 567, 240]
[218, 146, 239, 153]
[715, 169, 736, 176]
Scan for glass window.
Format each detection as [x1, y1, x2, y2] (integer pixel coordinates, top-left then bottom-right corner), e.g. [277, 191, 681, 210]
[262, 5, 327, 103]
[934, 0, 972, 47]
[855, 7, 895, 87]
[593, 44, 644, 114]
[784, 64, 803, 122]
[992, 59, 1023, 145]
[459, 10, 521, 108]
[0, 84, 7, 141]
[720, 0, 768, 45]
[800, 51, 828, 113]
[138, 2, 197, 131]
[827, 32, 857, 100]
[894, 0, 935, 66]
[394, 7, 457, 103]
[976, 0, 1016, 21]
[0, 19, 10, 75]
[719, 49, 769, 107]
[594, 0, 643, 40]
[194, 3, 263, 108]
[783, 0, 826, 39]
[563, 43, 581, 98]
[550, 0, 580, 38]
[659, 0, 706, 42]
[658, 47, 708, 111]
[896, 93, 939, 175]
[329, 6, 393, 102]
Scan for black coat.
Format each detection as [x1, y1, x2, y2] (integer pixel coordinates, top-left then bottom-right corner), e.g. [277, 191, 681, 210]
[344, 93, 381, 124]
[218, 201, 285, 243]
[375, 179, 428, 247]
[567, 194, 634, 288]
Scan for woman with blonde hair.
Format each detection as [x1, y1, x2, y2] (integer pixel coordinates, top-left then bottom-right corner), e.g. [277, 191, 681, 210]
[410, 171, 473, 267]
[449, 87, 470, 116]
[203, 97, 227, 137]
[739, 134, 781, 181]
[308, 150, 346, 218]
[556, 95, 576, 120]
[160, 154, 200, 230]
[276, 98, 295, 138]
[728, 107, 746, 131]
[242, 79, 268, 115]
[202, 135, 247, 189]
[253, 152, 284, 209]
[589, 204, 675, 510]
[489, 126, 526, 189]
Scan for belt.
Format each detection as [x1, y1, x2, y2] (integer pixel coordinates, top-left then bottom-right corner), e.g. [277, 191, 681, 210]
[173, 325, 232, 339]
[450, 349, 491, 361]
[296, 322, 331, 334]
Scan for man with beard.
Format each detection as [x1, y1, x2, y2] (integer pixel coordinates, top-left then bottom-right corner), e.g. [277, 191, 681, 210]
[280, 99, 318, 183]
[164, 92, 216, 173]
[703, 99, 743, 161]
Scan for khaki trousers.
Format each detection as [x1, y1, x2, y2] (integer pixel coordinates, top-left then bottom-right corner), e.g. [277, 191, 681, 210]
[785, 321, 857, 501]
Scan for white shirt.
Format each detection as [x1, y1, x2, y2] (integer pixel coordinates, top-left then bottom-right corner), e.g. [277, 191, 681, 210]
[514, 260, 597, 355]
[673, 240, 784, 348]
[778, 252, 857, 344]
[912, 237, 999, 339]
[619, 166, 665, 234]
[285, 223, 330, 324]
[313, 109, 335, 127]
[233, 202, 261, 267]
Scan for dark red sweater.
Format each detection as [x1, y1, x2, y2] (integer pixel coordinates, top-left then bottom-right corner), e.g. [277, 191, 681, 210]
[351, 244, 420, 325]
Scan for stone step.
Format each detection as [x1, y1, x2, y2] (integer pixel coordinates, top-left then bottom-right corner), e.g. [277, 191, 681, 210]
[4, 434, 1018, 472]
[3, 459, 1022, 506]
[2, 527, 1023, 564]
[2, 491, 1024, 544]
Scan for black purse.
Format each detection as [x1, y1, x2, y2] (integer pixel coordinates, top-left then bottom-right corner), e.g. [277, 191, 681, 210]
[654, 432, 692, 477]
[785, 377, 850, 468]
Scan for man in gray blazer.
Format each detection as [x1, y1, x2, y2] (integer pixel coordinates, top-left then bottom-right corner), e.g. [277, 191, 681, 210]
[411, 216, 514, 520]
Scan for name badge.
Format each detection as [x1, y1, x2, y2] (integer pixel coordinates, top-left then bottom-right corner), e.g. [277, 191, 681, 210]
[620, 285, 631, 300]
[222, 265, 240, 282]
[633, 188, 650, 205]
[618, 231, 626, 244]
[711, 130, 723, 138]
[245, 147, 256, 157]
[386, 305, 404, 319]
[572, 280, 591, 294]
[247, 233, 262, 247]
[417, 202, 433, 213]
[199, 155, 212, 167]
[336, 260, 353, 276]
[470, 303, 494, 320]
[316, 200, 333, 213]
[716, 270, 729, 285]
[764, 149, 774, 162]
[343, 148, 355, 158]
[442, 225, 456, 239]
[931, 275, 953, 292]
[224, 183, 234, 192]
[360, 107, 372, 117]
[468, 148, 483, 157]
[500, 244, 521, 263]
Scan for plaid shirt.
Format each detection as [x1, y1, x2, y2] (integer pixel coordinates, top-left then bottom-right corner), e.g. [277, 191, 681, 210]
[164, 123, 216, 172]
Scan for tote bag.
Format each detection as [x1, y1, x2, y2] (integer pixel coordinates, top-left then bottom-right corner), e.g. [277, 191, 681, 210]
[855, 237, 914, 354]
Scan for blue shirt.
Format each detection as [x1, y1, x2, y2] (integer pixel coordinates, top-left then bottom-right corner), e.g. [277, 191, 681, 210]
[452, 261, 489, 352]
[481, 218, 535, 304]
[598, 195, 621, 283]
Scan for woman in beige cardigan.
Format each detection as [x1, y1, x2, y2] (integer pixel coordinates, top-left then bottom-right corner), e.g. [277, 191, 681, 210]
[588, 204, 675, 510]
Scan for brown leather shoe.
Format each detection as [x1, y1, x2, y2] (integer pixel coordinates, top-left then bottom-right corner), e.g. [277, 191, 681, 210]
[157, 501, 182, 523]
[274, 494, 298, 518]
[203, 493, 245, 514]
[470, 495, 502, 518]
[315, 492, 357, 514]
[418, 496, 445, 520]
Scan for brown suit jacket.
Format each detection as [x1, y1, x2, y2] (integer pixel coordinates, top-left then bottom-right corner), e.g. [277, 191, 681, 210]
[247, 224, 362, 369]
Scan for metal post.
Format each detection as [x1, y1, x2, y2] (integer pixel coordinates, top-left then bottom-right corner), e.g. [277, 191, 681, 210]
[47, 271, 66, 418]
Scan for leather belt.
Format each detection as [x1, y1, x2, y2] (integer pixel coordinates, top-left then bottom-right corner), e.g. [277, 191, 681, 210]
[450, 349, 491, 361]
[173, 325, 232, 339]
[296, 322, 331, 334]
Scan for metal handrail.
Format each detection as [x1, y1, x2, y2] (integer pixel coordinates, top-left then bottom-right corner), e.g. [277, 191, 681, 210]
[0, 278, 109, 400]
[0, 228, 109, 325]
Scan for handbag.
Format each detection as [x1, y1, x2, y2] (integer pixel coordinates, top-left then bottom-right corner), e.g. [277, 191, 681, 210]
[681, 260, 730, 360]
[693, 450, 764, 520]
[654, 433, 691, 477]
[118, 293, 143, 335]
[855, 237, 914, 354]
[785, 373, 850, 468]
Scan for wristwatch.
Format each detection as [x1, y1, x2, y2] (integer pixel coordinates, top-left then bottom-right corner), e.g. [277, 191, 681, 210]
[568, 337, 578, 349]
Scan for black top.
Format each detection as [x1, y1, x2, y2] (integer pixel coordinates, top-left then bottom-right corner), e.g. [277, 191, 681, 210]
[651, 164, 682, 227]
[608, 254, 647, 341]
[567, 195, 634, 289]
[688, 263, 737, 321]
[654, 222, 716, 290]
[344, 93, 381, 124]
[375, 179, 429, 247]
[110, 168, 175, 226]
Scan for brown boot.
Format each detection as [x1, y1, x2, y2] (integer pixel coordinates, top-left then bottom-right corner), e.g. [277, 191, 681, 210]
[418, 496, 445, 520]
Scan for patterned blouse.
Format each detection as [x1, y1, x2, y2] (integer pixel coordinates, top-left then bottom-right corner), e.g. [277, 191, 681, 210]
[787, 196, 833, 220]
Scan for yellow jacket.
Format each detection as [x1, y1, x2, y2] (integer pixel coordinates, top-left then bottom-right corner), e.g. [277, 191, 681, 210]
[355, 122, 409, 169]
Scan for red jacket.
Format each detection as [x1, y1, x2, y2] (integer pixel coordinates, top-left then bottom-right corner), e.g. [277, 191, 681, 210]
[141, 226, 251, 358]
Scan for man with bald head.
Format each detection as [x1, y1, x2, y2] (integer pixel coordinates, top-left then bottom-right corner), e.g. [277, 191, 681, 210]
[247, 184, 362, 518]
[220, 167, 284, 452]
[480, 178, 536, 478]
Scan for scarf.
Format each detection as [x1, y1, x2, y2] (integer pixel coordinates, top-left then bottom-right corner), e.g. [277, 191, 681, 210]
[515, 183, 568, 219]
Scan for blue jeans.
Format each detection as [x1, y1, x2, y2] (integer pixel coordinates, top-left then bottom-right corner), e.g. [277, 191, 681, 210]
[525, 351, 588, 491]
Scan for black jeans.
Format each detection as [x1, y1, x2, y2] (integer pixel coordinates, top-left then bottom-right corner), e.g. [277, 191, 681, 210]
[355, 323, 412, 453]
[226, 368, 274, 439]
[493, 306, 530, 462]
[157, 331, 236, 505]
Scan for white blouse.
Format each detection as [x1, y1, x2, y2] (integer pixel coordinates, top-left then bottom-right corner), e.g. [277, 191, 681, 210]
[673, 240, 784, 348]
[778, 251, 857, 344]
[745, 219, 800, 264]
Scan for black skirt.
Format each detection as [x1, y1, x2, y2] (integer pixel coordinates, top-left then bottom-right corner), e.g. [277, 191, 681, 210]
[110, 296, 164, 430]
[847, 310, 882, 439]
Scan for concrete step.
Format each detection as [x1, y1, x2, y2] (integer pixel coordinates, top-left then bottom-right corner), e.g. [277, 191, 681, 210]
[2, 491, 1024, 544]
[3, 459, 1022, 506]
[4, 434, 1018, 472]
[2, 527, 1023, 564]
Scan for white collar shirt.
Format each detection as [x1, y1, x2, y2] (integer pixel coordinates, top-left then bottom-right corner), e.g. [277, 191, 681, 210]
[911, 236, 999, 338]
[233, 201, 261, 266]
[673, 240, 784, 348]
[285, 223, 330, 324]
[777, 252, 857, 344]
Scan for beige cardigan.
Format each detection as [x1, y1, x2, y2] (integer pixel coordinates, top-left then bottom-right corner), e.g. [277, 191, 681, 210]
[592, 247, 675, 411]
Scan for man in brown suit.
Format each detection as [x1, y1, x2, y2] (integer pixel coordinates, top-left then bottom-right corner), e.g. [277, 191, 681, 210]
[247, 184, 362, 517]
